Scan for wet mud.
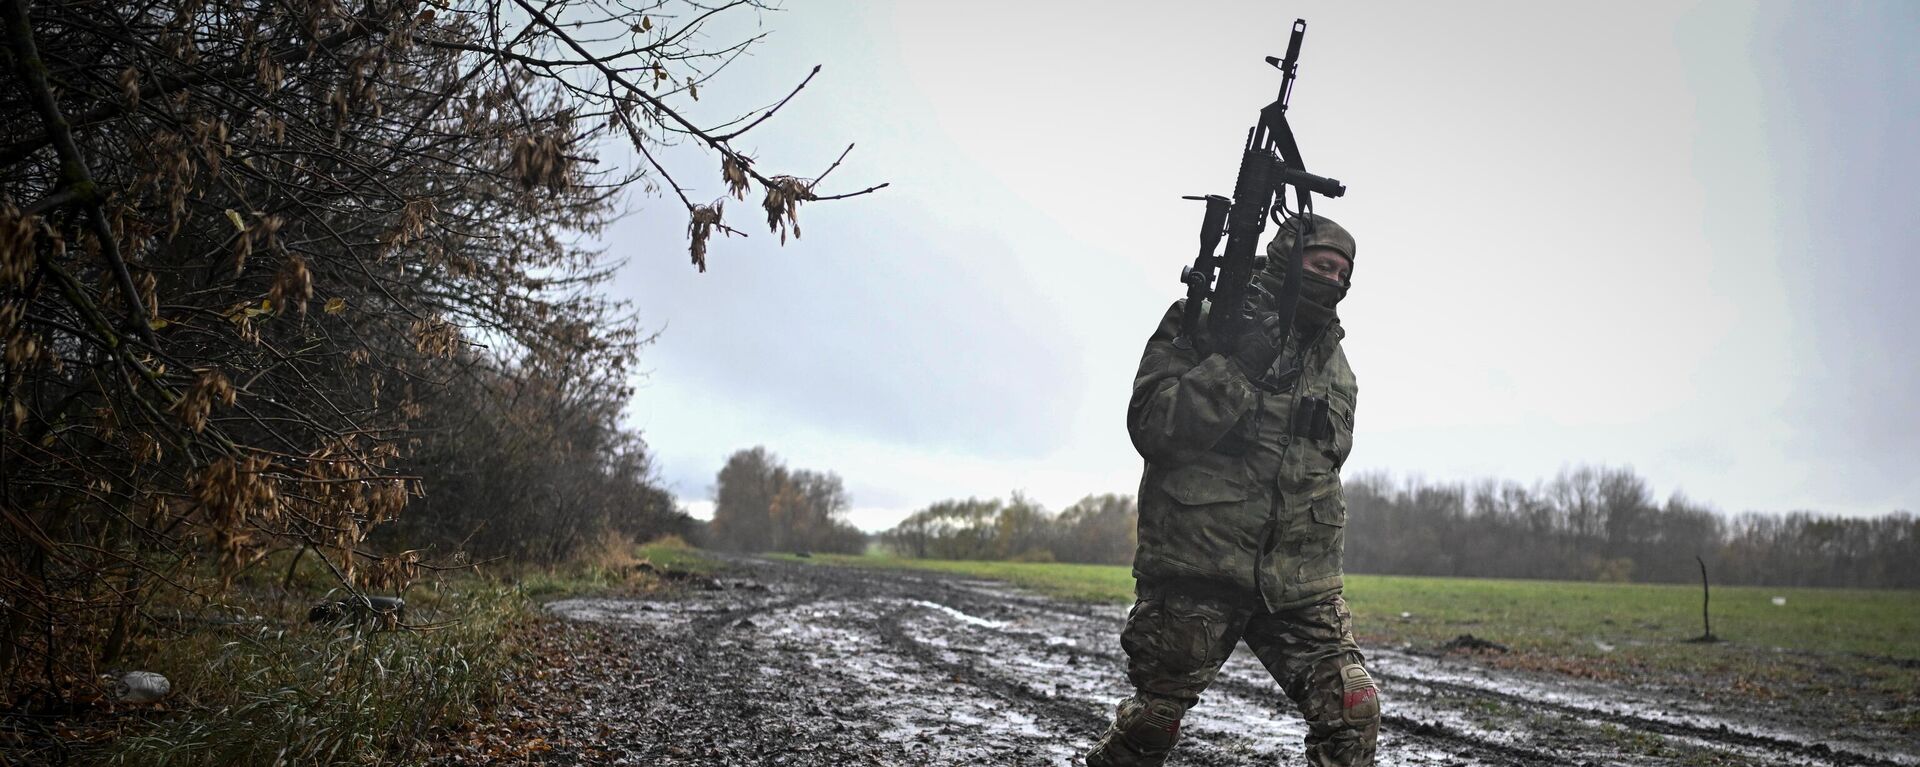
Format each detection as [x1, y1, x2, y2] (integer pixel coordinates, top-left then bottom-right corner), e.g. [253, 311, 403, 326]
[529, 557, 1918, 766]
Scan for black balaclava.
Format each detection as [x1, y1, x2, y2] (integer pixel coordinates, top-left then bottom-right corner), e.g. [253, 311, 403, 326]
[1255, 213, 1355, 330]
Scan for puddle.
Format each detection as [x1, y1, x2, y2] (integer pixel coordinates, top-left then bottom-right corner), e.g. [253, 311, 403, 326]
[546, 597, 727, 628]
[908, 599, 1010, 629]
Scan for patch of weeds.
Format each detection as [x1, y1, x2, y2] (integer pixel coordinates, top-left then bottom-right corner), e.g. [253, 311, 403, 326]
[1678, 749, 1749, 767]
[1462, 697, 1509, 727]
[1519, 710, 1563, 735]
[1594, 722, 1671, 756]
[1895, 706, 1920, 732]
[86, 581, 529, 766]
[8, 536, 732, 766]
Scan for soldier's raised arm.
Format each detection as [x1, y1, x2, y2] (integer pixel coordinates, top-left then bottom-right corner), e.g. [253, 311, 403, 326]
[1126, 300, 1268, 461]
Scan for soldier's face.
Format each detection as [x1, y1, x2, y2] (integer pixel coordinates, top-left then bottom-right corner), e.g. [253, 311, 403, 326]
[1304, 247, 1352, 285]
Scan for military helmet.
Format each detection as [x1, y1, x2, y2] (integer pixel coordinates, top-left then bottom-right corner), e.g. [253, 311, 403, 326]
[1264, 212, 1355, 267]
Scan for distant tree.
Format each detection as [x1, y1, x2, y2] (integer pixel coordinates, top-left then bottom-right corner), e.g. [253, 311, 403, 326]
[1053, 494, 1138, 565]
[708, 447, 863, 554]
[883, 498, 1002, 560]
[770, 469, 853, 552]
[884, 508, 936, 559]
[994, 492, 1054, 560]
[1598, 468, 1654, 559]
[710, 447, 784, 552]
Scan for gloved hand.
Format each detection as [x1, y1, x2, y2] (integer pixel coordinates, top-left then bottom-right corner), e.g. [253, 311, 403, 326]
[1228, 310, 1284, 380]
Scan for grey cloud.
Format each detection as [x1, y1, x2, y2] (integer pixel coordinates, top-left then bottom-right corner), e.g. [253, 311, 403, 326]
[1762, 3, 1920, 512]
[609, 194, 1086, 460]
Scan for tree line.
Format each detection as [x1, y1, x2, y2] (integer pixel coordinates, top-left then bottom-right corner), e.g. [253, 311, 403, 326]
[870, 465, 1917, 589]
[881, 493, 1137, 564]
[1343, 467, 1918, 589]
[697, 446, 1143, 566]
[2, 0, 874, 685]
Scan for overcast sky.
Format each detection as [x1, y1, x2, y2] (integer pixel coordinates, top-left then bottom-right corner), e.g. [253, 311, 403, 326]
[599, 0, 1919, 531]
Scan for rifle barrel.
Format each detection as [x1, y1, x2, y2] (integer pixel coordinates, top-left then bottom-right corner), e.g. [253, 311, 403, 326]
[1278, 19, 1306, 108]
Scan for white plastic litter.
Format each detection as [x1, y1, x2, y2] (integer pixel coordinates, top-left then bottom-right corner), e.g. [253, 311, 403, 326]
[107, 671, 171, 704]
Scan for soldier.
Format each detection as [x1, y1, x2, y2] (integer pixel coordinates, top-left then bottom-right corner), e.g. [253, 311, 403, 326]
[1087, 213, 1378, 767]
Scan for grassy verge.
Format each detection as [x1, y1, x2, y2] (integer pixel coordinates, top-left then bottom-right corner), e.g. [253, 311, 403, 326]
[635, 536, 723, 575]
[514, 534, 721, 601]
[95, 578, 530, 766]
[12, 536, 723, 766]
[769, 552, 1134, 603]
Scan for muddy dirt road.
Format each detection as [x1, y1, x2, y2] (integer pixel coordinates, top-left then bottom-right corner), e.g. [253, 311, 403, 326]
[536, 557, 1915, 766]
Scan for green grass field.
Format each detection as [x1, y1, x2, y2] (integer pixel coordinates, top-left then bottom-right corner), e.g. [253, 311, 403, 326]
[774, 554, 1920, 669]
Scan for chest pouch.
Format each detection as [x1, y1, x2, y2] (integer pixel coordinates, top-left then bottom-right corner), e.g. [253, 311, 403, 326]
[1291, 395, 1335, 442]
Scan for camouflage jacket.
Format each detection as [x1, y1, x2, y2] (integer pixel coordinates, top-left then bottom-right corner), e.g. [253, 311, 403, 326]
[1127, 299, 1357, 612]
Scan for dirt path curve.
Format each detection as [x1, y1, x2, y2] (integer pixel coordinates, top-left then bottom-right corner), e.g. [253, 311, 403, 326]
[536, 557, 1915, 767]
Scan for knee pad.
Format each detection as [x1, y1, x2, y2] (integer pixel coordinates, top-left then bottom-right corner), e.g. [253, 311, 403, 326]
[1337, 660, 1379, 727]
[1089, 694, 1187, 766]
[1115, 695, 1186, 751]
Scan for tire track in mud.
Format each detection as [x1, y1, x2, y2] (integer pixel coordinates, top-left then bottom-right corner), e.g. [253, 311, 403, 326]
[719, 566, 1105, 764]
[886, 584, 1530, 767]
[913, 570, 1915, 767]
[688, 593, 823, 631]
[1372, 664, 1908, 767]
[873, 607, 1110, 731]
[740, 564, 1607, 765]
[775, 592, 1091, 763]
[548, 557, 1916, 767]
[900, 578, 1560, 764]
[875, 602, 1339, 767]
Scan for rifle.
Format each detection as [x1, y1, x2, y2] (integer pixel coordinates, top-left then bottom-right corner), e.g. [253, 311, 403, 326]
[1177, 19, 1347, 354]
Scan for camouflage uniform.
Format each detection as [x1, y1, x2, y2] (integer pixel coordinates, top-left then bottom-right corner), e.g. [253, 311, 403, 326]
[1089, 216, 1379, 767]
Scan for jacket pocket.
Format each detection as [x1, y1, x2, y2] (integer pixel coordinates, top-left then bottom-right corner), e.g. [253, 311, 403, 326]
[1297, 483, 1348, 585]
[1309, 483, 1346, 527]
[1324, 391, 1355, 469]
[1162, 465, 1250, 506]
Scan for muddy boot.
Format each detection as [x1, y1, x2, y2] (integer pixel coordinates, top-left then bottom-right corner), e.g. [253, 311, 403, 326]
[1085, 695, 1184, 767]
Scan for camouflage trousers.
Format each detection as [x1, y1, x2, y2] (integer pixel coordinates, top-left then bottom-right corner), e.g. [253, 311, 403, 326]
[1086, 579, 1380, 767]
